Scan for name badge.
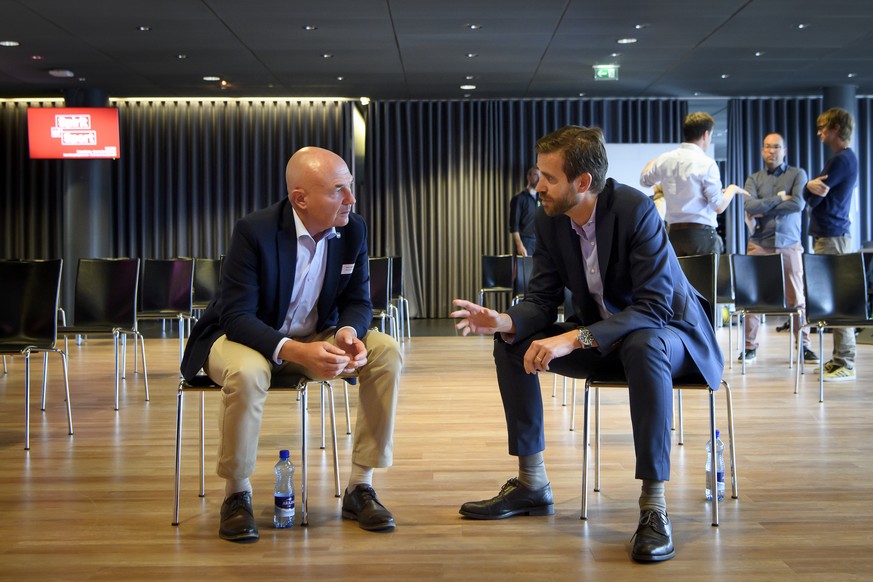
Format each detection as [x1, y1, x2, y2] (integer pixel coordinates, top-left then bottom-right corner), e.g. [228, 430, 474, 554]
[341, 263, 355, 275]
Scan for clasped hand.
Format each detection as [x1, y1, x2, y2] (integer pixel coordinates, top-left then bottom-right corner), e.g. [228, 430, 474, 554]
[282, 328, 367, 378]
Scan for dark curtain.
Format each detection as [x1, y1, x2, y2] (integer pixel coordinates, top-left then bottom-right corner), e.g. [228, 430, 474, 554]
[0, 100, 65, 259]
[725, 96, 873, 253]
[112, 99, 354, 259]
[364, 98, 686, 318]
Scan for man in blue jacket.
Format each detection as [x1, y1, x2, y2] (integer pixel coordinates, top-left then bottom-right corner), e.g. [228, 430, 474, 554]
[452, 126, 723, 563]
[182, 147, 402, 542]
[803, 108, 859, 382]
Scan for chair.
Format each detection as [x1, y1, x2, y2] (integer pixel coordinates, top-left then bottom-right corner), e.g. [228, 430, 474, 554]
[716, 254, 736, 345]
[389, 256, 411, 341]
[57, 258, 149, 411]
[138, 258, 195, 363]
[731, 253, 800, 374]
[512, 255, 534, 305]
[369, 257, 399, 341]
[0, 259, 73, 450]
[191, 258, 222, 318]
[172, 374, 341, 527]
[478, 255, 514, 310]
[795, 253, 871, 402]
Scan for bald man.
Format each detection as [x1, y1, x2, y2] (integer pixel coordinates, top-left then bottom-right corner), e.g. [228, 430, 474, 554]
[182, 147, 402, 542]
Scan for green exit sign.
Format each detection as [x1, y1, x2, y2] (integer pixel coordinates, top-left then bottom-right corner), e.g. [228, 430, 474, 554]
[593, 65, 619, 81]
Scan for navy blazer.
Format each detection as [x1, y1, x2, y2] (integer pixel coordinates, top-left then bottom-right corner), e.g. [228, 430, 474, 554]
[507, 178, 724, 390]
[181, 198, 372, 381]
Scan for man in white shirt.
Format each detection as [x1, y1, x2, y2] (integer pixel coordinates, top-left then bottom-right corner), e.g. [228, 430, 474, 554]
[640, 112, 746, 256]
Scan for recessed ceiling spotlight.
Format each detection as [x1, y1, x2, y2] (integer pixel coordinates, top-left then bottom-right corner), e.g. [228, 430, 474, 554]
[360, 96, 371, 105]
[203, 75, 221, 81]
[0, 40, 20, 47]
[220, 80, 229, 87]
[177, 54, 187, 59]
[755, 51, 765, 57]
[48, 69, 75, 78]
[460, 84, 476, 90]
[616, 38, 637, 44]
[337, 76, 344, 81]
[31, 55, 44, 60]
[78, 77, 86, 82]
[322, 53, 334, 59]
[848, 73, 858, 78]
[138, 26, 151, 32]
[302, 25, 318, 31]
[611, 52, 621, 57]
[578, 93, 586, 97]
[465, 24, 482, 30]
[466, 52, 478, 58]
[634, 23, 649, 30]
[465, 75, 476, 80]
[797, 23, 810, 29]
[694, 92, 702, 96]
[721, 74, 730, 79]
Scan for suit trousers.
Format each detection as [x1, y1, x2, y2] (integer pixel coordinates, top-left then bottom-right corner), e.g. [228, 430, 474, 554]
[493, 323, 699, 481]
[205, 329, 402, 480]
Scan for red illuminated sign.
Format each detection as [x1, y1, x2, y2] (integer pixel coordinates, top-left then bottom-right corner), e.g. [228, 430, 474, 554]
[27, 107, 121, 159]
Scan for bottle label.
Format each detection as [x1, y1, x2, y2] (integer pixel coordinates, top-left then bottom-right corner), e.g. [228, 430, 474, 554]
[716, 470, 725, 483]
[275, 494, 295, 511]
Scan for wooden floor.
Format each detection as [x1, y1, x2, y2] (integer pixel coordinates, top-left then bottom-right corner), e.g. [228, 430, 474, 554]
[2, 320, 873, 581]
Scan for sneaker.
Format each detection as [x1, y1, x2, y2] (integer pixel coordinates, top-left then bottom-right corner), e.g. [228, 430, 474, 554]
[737, 349, 756, 362]
[823, 365, 855, 382]
[812, 360, 840, 375]
[802, 347, 820, 363]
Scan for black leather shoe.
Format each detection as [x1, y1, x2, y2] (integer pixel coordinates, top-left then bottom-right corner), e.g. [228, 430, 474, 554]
[459, 478, 554, 520]
[631, 509, 675, 562]
[342, 485, 396, 531]
[219, 491, 259, 543]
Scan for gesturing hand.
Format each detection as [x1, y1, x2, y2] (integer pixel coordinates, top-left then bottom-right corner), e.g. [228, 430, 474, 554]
[450, 299, 510, 336]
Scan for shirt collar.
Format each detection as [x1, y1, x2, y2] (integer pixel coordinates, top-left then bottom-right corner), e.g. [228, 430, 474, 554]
[767, 162, 787, 176]
[292, 207, 337, 243]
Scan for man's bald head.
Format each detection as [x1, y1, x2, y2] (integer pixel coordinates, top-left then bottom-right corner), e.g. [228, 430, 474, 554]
[285, 146, 355, 235]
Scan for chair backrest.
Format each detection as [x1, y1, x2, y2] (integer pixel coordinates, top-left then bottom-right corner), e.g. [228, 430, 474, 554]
[804, 252, 869, 322]
[716, 253, 734, 303]
[0, 259, 63, 350]
[140, 258, 194, 314]
[390, 255, 403, 299]
[74, 258, 140, 327]
[481, 255, 514, 289]
[731, 253, 786, 310]
[192, 258, 222, 308]
[678, 253, 718, 328]
[513, 255, 534, 297]
[368, 257, 392, 311]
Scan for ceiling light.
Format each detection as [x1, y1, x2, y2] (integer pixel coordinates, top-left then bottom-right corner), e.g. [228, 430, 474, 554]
[138, 26, 151, 32]
[578, 93, 586, 97]
[220, 80, 229, 87]
[616, 38, 637, 44]
[465, 75, 476, 80]
[0, 40, 20, 47]
[848, 73, 858, 78]
[465, 24, 482, 30]
[360, 97, 370, 105]
[177, 54, 187, 59]
[634, 23, 649, 30]
[755, 51, 765, 57]
[694, 92, 702, 96]
[322, 53, 333, 58]
[78, 77, 86, 82]
[797, 23, 810, 29]
[203, 75, 220, 81]
[337, 76, 344, 81]
[31, 55, 44, 60]
[466, 53, 478, 58]
[460, 84, 476, 90]
[611, 52, 621, 57]
[302, 25, 318, 31]
[720, 74, 730, 79]
[464, 94, 471, 98]
[48, 69, 75, 78]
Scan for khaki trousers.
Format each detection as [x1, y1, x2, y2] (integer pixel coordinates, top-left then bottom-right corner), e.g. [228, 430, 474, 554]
[205, 329, 402, 480]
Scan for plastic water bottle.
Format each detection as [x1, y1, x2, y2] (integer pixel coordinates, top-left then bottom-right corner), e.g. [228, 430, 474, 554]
[705, 430, 726, 501]
[273, 449, 295, 528]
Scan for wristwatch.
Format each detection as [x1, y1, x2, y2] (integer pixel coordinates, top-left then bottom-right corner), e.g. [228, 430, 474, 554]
[576, 326, 594, 349]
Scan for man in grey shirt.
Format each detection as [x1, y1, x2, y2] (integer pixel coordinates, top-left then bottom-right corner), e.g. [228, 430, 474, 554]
[740, 132, 818, 364]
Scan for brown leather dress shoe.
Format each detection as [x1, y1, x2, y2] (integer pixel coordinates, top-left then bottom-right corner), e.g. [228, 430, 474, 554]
[219, 491, 259, 543]
[631, 509, 675, 562]
[342, 485, 396, 531]
[459, 478, 554, 519]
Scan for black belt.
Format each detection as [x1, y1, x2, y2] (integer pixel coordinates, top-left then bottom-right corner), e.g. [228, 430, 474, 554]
[669, 223, 714, 231]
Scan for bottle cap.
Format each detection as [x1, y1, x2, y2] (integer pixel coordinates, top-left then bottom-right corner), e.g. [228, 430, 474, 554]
[279, 449, 290, 459]
[715, 429, 720, 438]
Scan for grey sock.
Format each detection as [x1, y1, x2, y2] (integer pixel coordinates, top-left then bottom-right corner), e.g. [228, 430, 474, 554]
[517, 452, 549, 490]
[639, 479, 667, 514]
[225, 478, 252, 498]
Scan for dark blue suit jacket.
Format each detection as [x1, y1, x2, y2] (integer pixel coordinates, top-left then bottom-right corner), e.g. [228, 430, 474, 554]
[507, 178, 724, 390]
[181, 198, 372, 381]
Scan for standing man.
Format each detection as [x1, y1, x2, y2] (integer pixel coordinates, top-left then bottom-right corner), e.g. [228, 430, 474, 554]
[740, 133, 818, 365]
[182, 147, 402, 542]
[640, 112, 746, 256]
[452, 126, 723, 563]
[509, 166, 542, 256]
[804, 107, 860, 381]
